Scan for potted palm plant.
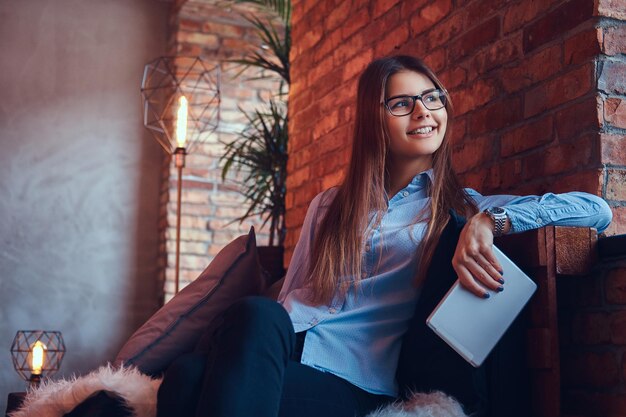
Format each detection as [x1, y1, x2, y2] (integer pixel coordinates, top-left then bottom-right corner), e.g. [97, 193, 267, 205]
[220, 0, 291, 280]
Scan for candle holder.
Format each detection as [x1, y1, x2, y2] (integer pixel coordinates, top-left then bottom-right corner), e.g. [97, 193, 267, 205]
[141, 56, 221, 295]
[10, 330, 65, 389]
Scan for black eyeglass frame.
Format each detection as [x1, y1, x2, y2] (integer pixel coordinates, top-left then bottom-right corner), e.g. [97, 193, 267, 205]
[383, 89, 447, 117]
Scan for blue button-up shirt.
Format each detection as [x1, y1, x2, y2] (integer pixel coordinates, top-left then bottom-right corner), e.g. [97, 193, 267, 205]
[278, 170, 612, 396]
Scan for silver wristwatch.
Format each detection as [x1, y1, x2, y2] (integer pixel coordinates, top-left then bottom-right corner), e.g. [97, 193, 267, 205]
[484, 207, 508, 237]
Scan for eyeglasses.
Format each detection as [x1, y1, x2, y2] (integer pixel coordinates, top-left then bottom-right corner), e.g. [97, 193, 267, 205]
[384, 89, 447, 117]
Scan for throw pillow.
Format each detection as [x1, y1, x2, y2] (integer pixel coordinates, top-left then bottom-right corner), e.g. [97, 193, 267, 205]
[115, 227, 268, 375]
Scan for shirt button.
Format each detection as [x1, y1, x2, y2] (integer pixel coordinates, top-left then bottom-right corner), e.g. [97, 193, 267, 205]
[310, 318, 318, 325]
[402, 191, 409, 197]
[328, 307, 337, 314]
[365, 245, 371, 251]
[536, 217, 543, 224]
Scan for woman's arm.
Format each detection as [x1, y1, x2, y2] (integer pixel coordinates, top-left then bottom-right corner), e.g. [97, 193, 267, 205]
[452, 191, 613, 297]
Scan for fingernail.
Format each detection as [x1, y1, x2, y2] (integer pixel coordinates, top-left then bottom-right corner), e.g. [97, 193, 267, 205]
[498, 278, 505, 284]
[482, 292, 490, 299]
[497, 286, 504, 292]
[499, 270, 504, 276]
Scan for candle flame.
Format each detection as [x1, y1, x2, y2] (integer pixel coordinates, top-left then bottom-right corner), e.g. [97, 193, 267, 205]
[176, 95, 188, 148]
[31, 341, 46, 375]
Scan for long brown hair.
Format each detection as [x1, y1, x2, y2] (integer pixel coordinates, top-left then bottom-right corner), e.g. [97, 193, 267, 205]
[306, 55, 477, 305]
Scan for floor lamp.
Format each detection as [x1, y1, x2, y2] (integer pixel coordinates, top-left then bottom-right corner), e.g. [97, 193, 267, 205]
[141, 56, 220, 295]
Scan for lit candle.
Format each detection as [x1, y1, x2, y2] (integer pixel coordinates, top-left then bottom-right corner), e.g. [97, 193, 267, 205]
[31, 341, 46, 376]
[176, 95, 188, 148]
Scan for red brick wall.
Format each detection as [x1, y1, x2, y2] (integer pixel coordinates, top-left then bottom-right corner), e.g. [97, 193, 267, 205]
[287, 0, 626, 266]
[287, 0, 626, 414]
[159, 1, 282, 301]
[559, 258, 626, 416]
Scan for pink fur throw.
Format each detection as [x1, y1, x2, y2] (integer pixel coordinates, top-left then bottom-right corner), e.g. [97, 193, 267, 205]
[10, 365, 467, 417]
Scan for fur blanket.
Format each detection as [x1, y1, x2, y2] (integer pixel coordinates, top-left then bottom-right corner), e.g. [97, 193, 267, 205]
[9, 365, 161, 417]
[10, 365, 467, 417]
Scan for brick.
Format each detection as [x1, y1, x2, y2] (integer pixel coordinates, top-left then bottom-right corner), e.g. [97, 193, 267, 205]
[453, 78, 498, 116]
[523, 134, 595, 179]
[606, 267, 626, 304]
[286, 166, 311, 188]
[201, 21, 247, 38]
[470, 33, 522, 76]
[293, 28, 323, 58]
[555, 96, 602, 141]
[409, 0, 453, 36]
[524, 63, 593, 118]
[601, 133, 626, 165]
[564, 28, 602, 66]
[425, 11, 465, 49]
[375, 22, 410, 56]
[463, 165, 501, 192]
[176, 31, 220, 49]
[373, 0, 402, 20]
[307, 54, 335, 86]
[606, 169, 626, 201]
[603, 25, 626, 55]
[561, 350, 620, 388]
[501, 44, 562, 93]
[603, 206, 626, 236]
[570, 312, 611, 344]
[439, 66, 467, 91]
[312, 110, 340, 142]
[597, 0, 626, 20]
[598, 59, 626, 95]
[400, 0, 430, 16]
[500, 114, 554, 157]
[562, 390, 626, 417]
[465, 0, 508, 22]
[497, 159, 524, 190]
[177, 43, 203, 56]
[551, 169, 603, 195]
[604, 98, 626, 129]
[523, 0, 594, 53]
[450, 16, 500, 60]
[502, 0, 553, 34]
[448, 116, 467, 147]
[470, 96, 523, 135]
[312, 67, 344, 102]
[423, 48, 446, 73]
[610, 310, 626, 344]
[166, 240, 207, 256]
[332, 31, 364, 64]
[324, 0, 352, 31]
[313, 29, 343, 62]
[322, 168, 346, 190]
[451, 135, 494, 173]
[341, 6, 371, 40]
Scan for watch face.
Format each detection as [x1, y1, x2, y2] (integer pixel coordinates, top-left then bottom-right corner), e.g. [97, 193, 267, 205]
[490, 207, 506, 215]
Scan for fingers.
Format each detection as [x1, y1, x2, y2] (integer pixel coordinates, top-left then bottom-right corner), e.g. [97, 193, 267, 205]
[455, 263, 491, 298]
[453, 245, 504, 299]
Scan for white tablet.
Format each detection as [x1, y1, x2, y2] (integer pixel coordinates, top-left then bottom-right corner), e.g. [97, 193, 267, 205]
[426, 245, 537, 367]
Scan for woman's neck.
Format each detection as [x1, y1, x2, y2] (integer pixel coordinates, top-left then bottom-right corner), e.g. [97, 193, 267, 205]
[387, 157, 432, 197]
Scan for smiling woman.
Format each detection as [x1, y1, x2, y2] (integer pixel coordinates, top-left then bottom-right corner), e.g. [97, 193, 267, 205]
[155, 55, 613, 417]
[383, 71, 449, 197]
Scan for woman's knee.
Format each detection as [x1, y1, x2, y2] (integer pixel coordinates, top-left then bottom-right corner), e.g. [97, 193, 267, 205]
[225, 296, 292, 329]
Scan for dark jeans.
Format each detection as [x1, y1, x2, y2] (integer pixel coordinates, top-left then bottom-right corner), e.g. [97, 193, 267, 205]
[157, 296, 392, 417]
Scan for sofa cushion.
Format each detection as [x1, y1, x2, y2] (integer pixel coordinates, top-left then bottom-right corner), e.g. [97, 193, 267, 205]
[115, 227, 268, 375]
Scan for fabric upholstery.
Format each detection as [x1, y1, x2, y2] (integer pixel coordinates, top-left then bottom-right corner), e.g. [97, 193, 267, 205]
[115, 227, 268, 375]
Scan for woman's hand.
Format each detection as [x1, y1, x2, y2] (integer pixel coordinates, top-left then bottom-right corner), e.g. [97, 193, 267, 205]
[451, 212, 506, 298]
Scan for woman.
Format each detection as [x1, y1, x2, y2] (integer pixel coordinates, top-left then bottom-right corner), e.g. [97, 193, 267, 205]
[157, 55, 612, 417]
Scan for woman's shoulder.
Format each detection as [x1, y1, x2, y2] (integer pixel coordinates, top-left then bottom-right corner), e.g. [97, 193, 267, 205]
[463, 187, 483, 197]
[312, 187, 339, 208]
